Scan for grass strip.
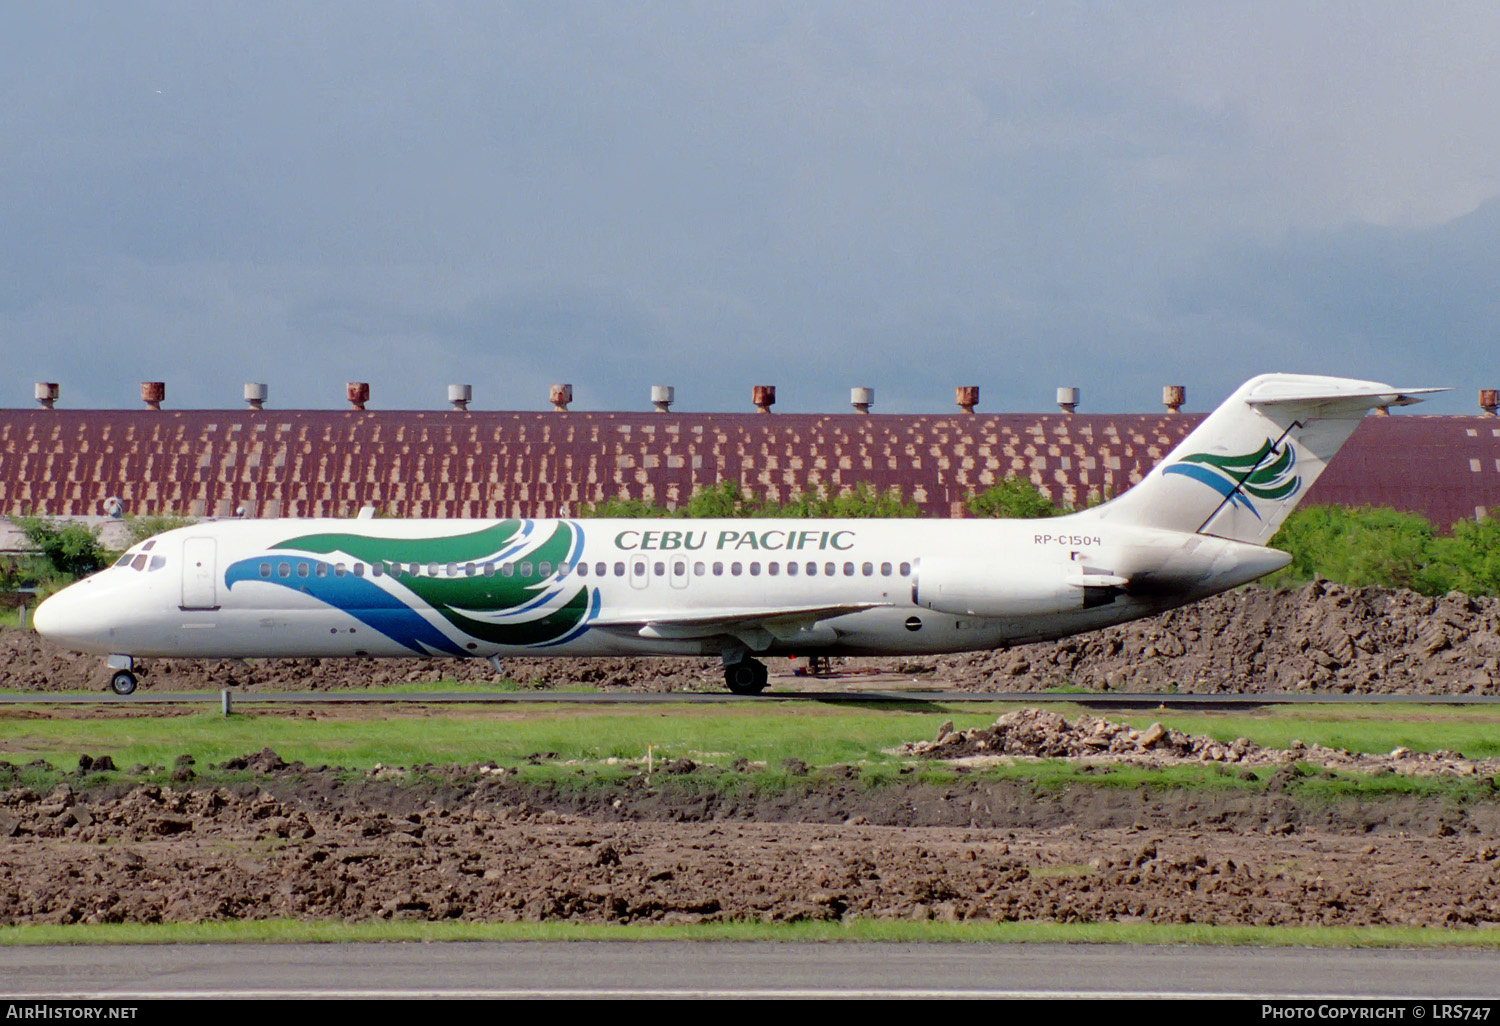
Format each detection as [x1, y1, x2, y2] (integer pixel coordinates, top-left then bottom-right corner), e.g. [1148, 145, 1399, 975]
[3, 918, 1500, 948]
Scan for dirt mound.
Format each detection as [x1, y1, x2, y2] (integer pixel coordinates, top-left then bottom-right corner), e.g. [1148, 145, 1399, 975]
[899, 708, 1500, 779]
[3, 764, 1499, 928]
[6, 581, 1499, 695]
[934, 580, 1500, 695]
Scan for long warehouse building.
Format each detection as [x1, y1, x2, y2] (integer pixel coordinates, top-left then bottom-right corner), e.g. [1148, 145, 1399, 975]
[1, 401, 1496, 529]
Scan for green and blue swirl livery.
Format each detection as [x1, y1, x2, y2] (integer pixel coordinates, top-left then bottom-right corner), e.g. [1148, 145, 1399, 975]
[224, 520, 597, 654]
[1162, 438, 1301, 520]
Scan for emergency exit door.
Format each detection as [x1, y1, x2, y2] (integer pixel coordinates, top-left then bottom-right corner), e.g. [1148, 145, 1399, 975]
[180, 537, 219, 610]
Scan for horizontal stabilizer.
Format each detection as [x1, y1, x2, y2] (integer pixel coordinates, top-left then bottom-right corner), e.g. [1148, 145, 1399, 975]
[1094, 373, 1444, 546]
[1243, 383, 1447, 409]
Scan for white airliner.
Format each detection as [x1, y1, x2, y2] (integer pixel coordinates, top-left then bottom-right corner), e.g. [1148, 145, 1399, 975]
[34, 374, 1437, 695]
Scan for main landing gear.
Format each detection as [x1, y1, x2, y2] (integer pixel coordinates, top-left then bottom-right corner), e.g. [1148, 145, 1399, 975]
[724, 656, 769, 695]
[106, 655, 138, 696]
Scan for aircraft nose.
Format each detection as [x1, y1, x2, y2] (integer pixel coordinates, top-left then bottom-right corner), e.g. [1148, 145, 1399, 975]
[33, 590, 70, 640]
[32, 585, 103, 652]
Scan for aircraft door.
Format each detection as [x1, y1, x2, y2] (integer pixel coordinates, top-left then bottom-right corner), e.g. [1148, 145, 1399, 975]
[180, 537, 219, 610]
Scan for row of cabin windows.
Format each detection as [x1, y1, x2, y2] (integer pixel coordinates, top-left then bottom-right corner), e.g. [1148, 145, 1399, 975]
[256, 558, 915, 581]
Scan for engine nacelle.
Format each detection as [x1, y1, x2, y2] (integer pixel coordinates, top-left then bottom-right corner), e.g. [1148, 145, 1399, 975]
[913, 556, 1122, 618]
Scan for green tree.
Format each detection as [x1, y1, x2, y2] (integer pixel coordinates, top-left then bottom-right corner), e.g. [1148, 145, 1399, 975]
[964, 477, 1062, 519]
[11, 515, 112, 581]
[1265, 505, 1437, 592]
[574, 495, 673, 518]
[776, 482, 920, 518]
[1424, 515, 1500, 596]
[681, 480, 762, 518]
[123, 512, 197, 545]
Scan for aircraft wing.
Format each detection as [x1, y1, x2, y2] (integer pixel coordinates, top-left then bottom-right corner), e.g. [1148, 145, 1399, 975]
[590, 602, 887, 651]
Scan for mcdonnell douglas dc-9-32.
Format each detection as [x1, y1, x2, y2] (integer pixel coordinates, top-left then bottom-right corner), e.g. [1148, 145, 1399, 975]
[34, 374, 1438, 695]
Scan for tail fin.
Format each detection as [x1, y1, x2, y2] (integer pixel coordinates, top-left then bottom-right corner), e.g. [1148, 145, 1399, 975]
[1094, 374, 1443, 545]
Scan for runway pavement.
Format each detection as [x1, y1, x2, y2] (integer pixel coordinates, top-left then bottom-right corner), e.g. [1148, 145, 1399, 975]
[3, 941, 1499, 999]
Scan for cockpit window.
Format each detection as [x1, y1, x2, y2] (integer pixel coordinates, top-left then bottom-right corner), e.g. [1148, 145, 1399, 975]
[148, 555, 166, 571]
[130, 554, 149, 571]
[114, 554, 132, 567]
[141, 540, 155, 552]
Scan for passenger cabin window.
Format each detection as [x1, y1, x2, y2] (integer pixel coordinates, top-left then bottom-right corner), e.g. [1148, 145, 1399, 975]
[277, 562, 291, 578]
[900, 562, 911, 576]
[539, 561, 552, 576]
[259, 563, 271, 578]
[614, 562, 625, 576]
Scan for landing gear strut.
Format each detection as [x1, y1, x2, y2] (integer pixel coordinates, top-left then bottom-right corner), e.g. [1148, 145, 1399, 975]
[724, 657, 769, 695]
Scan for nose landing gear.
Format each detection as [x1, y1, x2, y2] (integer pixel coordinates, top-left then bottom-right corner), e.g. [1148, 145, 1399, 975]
[106, 655, 138, 696]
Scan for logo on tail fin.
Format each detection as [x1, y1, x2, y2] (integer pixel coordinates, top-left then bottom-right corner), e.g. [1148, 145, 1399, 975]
[1161, 439, 1300, 520]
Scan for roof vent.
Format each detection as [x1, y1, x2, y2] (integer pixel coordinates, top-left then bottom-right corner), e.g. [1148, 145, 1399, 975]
[448, 384, 472, 411]
[1163, 384, 1185, 414]
[346, 382, 370, 410]
[1481, 389, 1498, 417]
[651, 385, 674, 413]
[753, 385, 776, 413]
[550, 383, 573, 412]
[955, 386, 978, 414]
[850, 387, 874, 414]
[141, 382, 165, 410]
[1056, 386, 1079, 414]
[243, 382, 268, 410]
[34, 382, 58, 410]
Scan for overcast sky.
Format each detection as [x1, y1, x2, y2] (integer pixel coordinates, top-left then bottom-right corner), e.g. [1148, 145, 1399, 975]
[4, 2, 1498, 414]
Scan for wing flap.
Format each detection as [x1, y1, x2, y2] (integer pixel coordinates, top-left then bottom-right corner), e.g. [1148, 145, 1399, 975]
[591, 601, 887, 649]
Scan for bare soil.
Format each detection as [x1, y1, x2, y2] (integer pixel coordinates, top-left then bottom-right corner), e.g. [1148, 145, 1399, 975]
[2, 711, 1499, 929]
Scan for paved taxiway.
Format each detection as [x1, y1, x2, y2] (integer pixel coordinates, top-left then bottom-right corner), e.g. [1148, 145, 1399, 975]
[3, 942, 1500, 998]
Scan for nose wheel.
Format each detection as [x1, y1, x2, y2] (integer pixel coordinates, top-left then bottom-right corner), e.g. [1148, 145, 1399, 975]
[109, 670, 139, 696]
[724, 657, 769, 695]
